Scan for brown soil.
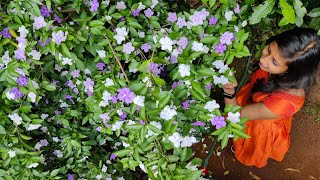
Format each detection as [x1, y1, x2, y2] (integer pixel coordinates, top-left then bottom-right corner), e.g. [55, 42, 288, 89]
[193, 100, 320, 180]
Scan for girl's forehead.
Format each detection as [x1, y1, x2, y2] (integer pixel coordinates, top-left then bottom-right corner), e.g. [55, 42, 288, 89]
[270, 41, 288, 66]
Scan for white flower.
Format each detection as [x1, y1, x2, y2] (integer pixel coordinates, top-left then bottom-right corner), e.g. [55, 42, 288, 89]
[32, 81, 39, 89]
[114, 27, 128, 44]
[122, 141, 130, 147]
[202, 45, 209, 53]
[60, 102, 69, 108]
[54, 64, 62, 72]
[62, 57, 73, 65]
[96, 174, 103, 180]
[241, 20, 247, 27]
[8, 150, 16, 158]
[116, 1, 126, 10]
[151, 0, 159, 9]
[138, 31, 145, 38]
[33, 16, 47, 30]
[104, 78, 114, 87]
[41, 114, 49, 120]
[234, 25, 239, 32]
[27, 124, 41, 131]
[18, 26, 29, 38]
[225, 11, 234, 21]
[181, 136, 197, 147]
[178, 64, 191, 77]
[127, 120, 136, 125]
[102, 91, 112, 101]
[146, 121, 162, 138]
[102, 164, 108, 173]
[159, 37, 173, 52]
[112, 121, 124, 131]
[142, 77, 152, 87]
[96, 50, 106, 58]
[160, 106, 177, 120]
[52, 137, 59, 142]
[52, 30, 67, 45]
[8, 113, 22, 125]
[34, 142, 42, 150]
[192, 41, 204, 52]
[204, 100, 220, 112]
[213, 75, 229, 85]
[138, 2, 146, 10]
[212, 60, 229, 73]
[28, 163, 39, 168]
[28, 92, 37, 103]
[1, 51, 12, 67]
[168, 132, 182, 148]
[84, 68, 91, 75]
[133, 95, 145, 107]
[6, 91, 15, 100]
[139, 163, 147, 173]
[28, 50, 41, 60]
[227, 112, 240, 123]
[185, 162, 198, 170]
[101, 0, 110, 5]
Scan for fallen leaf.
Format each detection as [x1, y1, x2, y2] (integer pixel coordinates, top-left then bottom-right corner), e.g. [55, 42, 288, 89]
[222, 155, 226, 169]
[309, 175, 316, 179]
[224, 171, 229, 175]
[284, 168, 300, 173]
[249, 171, 261, 180]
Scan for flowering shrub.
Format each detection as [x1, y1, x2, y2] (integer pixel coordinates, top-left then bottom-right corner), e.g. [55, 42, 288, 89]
[0, 0, 251, 179]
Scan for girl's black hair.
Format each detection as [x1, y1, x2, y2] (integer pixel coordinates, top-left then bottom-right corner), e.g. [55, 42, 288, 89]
[252, 28, 320, 94]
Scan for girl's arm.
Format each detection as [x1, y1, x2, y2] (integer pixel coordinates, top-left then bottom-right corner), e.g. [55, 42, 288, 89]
[223, 82, 279, 120]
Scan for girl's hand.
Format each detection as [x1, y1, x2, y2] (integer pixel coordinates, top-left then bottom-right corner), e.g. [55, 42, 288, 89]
[223, 81, 238, 94]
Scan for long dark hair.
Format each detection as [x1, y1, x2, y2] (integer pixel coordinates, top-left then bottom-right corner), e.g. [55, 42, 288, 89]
[252, 28, 320, 94]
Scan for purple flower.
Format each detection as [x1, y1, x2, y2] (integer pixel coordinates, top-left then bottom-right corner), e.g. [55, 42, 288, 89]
[16, 76, 28, 87]
[167, 12, 177, 22]
[132, 9, 140, 17]
[177, 17, 187, 28]
[120, 113, 127, 120]
[70, 70, 80, 78]
[211, 116, 226, 129]
[64, 94, 73, 100]
[68, 174, 74, 180]
[96, 126, 102, 131]
[147, 62, 161, 76]
[191, 121, 206, 126]
[9, 87, 24, 100]
[205, 83, 212, 90]
[178, 37, 189, 49]
[122, 42, 134, 54]
[40, 6, 52, 17]
[0, 28, 11, 38]
[65, 80, 76, 88]
[144, 8, 154, 18]
[54, 110, 61, 115]
[170, 55, 178, 64]
[209, 16, 218, 25]
[171, 81, 183, 89]
[139, 120, 145, 125]
[141, 43, 151, 53]
[214, 43, 227, 54]
[96, 62, 105, 71]
[117, 88, 135, 104]
[54, 14, 62, 23]
[90, 0, 99, 12]
[40, 139, 49, 146]
[38, 37, 51, 47]
[14, 49, 26, 60]
[120, 17, 126, 21]
[84, 78, 94, 96]
[111, 95, 118, 103]
[182, 101, 189, 109]
[220, 31, 235, 45]
[110, 154, 117, 160]
[234, 4, 240, 14]
[57, 119, 62, 124]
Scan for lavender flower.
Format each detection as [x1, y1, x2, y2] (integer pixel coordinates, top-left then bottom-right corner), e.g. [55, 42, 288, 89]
[40, 139, 49, 146]
[96, 62, 105, 71]
[38, 37, 51, 47]
[178, 37, 189, 49]
[0, 28, 11, 38]
[96, 126, 102, 131]
[147, 62, 161, 76]
[120, 113, 127, 120]
[211, 116, 226, 129]
[220, 31, 235, 45]
[191, 121, 206, 126]
[14, 49, 26, 60]
[144, 8, 153, 18]
[132, 9, 140, 17]
[139, 120, 145, 125]
[9, 87, 24, 100]
[16, 76, 28, 87]
[68, 174, 74, 180]
[170, 55, 178, 64]
[205, 83, 212, 90]
[111, 95, 118, 103]
[141, 43, 151, 53]
[117, 88, 135, 104]
[83, 78, 94, 96]
[167, 12, 177, 22]
[40, 6, 52, 17]
[214, 43, 227, 54]
[70, 70, 80, 78]
[54, 110, 61, 115]
[234, 4, 241, 14]
[177, 17, 187, 28]
[209, 16, 218, 25]
[122, 42, 134, 54]
[64, 94, 73, 101]
[110, 154, 117, 160]
[90, 0, 99, 12]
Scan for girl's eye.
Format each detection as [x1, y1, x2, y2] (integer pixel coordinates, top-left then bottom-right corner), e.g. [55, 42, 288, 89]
[272, 59, 277, 65]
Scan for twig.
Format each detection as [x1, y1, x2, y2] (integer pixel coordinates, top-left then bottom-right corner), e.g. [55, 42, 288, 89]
[105, 36, 129, 83]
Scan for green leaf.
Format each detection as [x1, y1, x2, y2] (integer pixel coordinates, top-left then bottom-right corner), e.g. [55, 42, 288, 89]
[150, 20, 161, 29]
[133, 146, 140, 161]
[211, 126, 227, 136]
[180, 147, 187, 162]
[226, 52, 235, 65]
[293, 0, 307, 18]
[20, 133, 32, 140]
[185, 170, 202, 180]
[209, 0, 216, 8]
[158, 94, 171, 109]
[61, 43, 71, 58]
[197, 68, 216, 76]
[279, 0, 295, 24]
[307, 8, 320, 17]
[201, 36, 216, 44]
[114, 148, 131, 157]
[50, 169, 60, 177]
[231, 128, 250, 138]
[221, 132, 229, 149]
[153, 75, 166, 86]
[128, 21, 143, 30]
[191, 81, 206, 100]
[249, 0, 276, 24]
[61, 118, 69, 127]
[278, 17, 289, 26]
[91, 27, 102, 35]
[89, 20, 104, 27]
[167, 155, 180, 162]
[148, 124, 162, 134]
[0, 125, 6, 134]
[138, 60, 150, 72]
[43, 84, 56, 91]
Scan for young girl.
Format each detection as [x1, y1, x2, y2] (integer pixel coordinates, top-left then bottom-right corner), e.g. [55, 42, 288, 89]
[222, 28, 320, 168]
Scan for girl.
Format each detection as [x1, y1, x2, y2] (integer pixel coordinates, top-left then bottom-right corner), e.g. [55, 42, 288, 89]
[222, 28, 320, 168]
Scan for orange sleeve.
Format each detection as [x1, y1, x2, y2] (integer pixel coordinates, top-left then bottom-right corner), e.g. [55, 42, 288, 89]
[263, 93, 301, 118]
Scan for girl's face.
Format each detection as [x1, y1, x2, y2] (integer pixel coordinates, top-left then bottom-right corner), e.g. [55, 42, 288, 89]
[259, 41, 288, 74]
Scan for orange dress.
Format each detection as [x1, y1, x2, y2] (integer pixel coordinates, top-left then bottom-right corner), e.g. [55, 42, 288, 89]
[233, 69, 305, 168]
